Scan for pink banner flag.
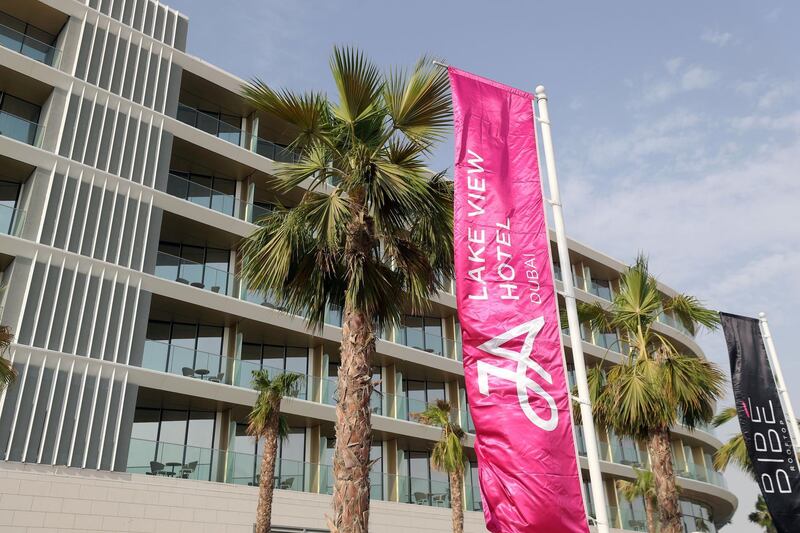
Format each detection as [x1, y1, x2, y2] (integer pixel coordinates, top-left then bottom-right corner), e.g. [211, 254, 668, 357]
[450, 67, 588, 533]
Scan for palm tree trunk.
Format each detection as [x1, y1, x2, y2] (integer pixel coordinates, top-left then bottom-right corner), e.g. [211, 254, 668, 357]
[449, 471, 464, 533]
[331, 302, 374, 533]
[644, 496, 656, 533]
[648, 426, 681, 533]
[255, 407, 280, 533]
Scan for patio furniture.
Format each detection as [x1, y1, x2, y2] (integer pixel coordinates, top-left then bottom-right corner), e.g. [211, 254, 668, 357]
[165, 462, 182, 476]
[190, 282, 205, 289]
[195, 369, 210, 379]
[180, 461, 198, 478]
[146, 461, 165, 475]
[182, 367, 195, 377]
[413, 492, 429, 505]
[208, 372, 224, 383]
[279, 477, 294, 490]
[176, 277, 189, 284]
[431, 493, 448, 507]
[211, 286, 220, 293]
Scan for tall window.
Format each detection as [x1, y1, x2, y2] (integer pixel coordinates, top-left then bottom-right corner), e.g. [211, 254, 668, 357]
[155, 242, 231, 294]
[239, 342, 308, 396]
[399, 315, 445, 356]
[0, 92, 41, 144]
[229, 423, 306, 490]
[0, 11, 58, 65]
[0, 180, 21, 235]
[176, 104, 242, 145]
[399, 449, 450, 507]
[129, 407, 216, 480]
[143, 320, 224, 378]
[403, 379, 445, 420]
[167, 171, 237, 215]
[466, 461, 482, 511]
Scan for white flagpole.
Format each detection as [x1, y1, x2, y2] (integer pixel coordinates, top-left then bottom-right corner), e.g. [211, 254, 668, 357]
[758, 312, 800, 451]
[535, 85, 610, 533]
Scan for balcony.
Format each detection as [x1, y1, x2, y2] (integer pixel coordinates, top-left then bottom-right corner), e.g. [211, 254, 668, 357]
[154, 249, 234, 296]
[176, 103, 297, 163]
[0, 11, 61, 67]
[126, 438, 450, 508]
[0, 108, 42, 146]
[0, 203, 24, 236]
[165, 172, 273, 223]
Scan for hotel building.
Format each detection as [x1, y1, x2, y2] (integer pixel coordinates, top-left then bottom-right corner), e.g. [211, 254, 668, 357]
[0, 1, 737, 531]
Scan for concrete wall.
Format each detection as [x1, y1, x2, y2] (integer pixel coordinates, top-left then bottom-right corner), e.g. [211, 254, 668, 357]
[0, 462, 492, 533]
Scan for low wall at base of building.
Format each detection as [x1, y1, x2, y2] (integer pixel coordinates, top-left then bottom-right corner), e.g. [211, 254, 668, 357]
[0, 462, 493, 533]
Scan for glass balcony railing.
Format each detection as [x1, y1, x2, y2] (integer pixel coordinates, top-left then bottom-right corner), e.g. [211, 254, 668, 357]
[0, 203, 25, 236]
[385, 392, 430, 422]
[396, 476, 451, 507]
[127, 438, 451, 508]
[0, 21, 60, 67]
[176, 103, 298, 163]
[395, 331, 458, 359]
[572, 425, 727, 489]
[154, 250, 234, 296]
[0, 110, 42, 146]
[165, 172, 273, 223]
[588, 278, 613, 300]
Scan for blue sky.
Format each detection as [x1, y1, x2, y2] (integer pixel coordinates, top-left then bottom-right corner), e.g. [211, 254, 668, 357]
[166, 1, 800, 530]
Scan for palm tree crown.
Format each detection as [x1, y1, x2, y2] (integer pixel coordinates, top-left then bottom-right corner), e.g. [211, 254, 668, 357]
[577, 254, 724, 533]
[579, 255, 725, 438]
[247, 370, 303, 438]
[239, 47, 453, 330]
[415, 400, 466, 475]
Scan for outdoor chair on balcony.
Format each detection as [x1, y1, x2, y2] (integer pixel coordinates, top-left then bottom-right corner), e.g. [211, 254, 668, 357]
[208, 372, 224, 383]
[431, 493, 448, 507]
[147, 461, 165, 475]
[211, 286, 221, 293]
[180, 461, 198, 478]
[277, 477, 295, 490]
[413, 492, 429, 505]
[176, 277, 189, 284]
[190, 282, 205, 289]
[182, 367, 195, 377]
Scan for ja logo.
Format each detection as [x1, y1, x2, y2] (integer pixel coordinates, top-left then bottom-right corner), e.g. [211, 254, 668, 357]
[476, 317, 558, 431]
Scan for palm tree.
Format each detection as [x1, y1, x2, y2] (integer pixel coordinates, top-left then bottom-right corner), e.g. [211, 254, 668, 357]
[0, 325, 16, 391]
[239, 47, 452, 533]
[711, 407, 753, 477]
[248, 370, 303, 533]
[617, 468, 657, 533]
[749, 495, 777, 533]
[578, 255, 725, 533]
[414, 400, 467, 533]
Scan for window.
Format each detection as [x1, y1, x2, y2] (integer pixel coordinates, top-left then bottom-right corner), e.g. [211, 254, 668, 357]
[155, 242, 231, 294]
[176, 104, 242, 145]
[402, 379, 445, 420]
[143, 320, 224, 378]
[466, 461, 482, 511]
[0, 92, 41, 144]
[167, 171, 237, 216]
[0, 180, 21, 235]
[0, 11, 58, 65]
[129, 407, 216, 480]
[239, 342, 308, 397]
[230, 423, 306, 490]
[400, 449, 450, 507]
[399, 315, 445, 356]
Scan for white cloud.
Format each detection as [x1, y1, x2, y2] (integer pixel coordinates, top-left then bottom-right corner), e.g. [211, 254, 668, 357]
[636, 63, 719, 106]
[757, 80, 799, 109]
[730, 111, 800, 132]
[701, 29, 732, 47]
[681, 66, 719, 90]
[665, 57, 684, 75]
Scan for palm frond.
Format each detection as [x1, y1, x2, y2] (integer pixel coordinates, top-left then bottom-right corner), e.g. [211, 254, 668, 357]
[329, 46, 383, 125]
[664, 294, 720, 336]
[712, 406, 738, 427]
[384, 56, 452, 146]
[241, 81, 329, 148]
[247, 370, 304, 437]
[714, 432, 752, 477]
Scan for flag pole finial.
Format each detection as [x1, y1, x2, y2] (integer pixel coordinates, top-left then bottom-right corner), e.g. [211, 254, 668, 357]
[758, 312, 767, 319]
[535, 85, 547, 100]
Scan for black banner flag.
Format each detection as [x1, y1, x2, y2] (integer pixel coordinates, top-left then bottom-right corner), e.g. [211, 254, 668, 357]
[720, 312, 800, 533]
